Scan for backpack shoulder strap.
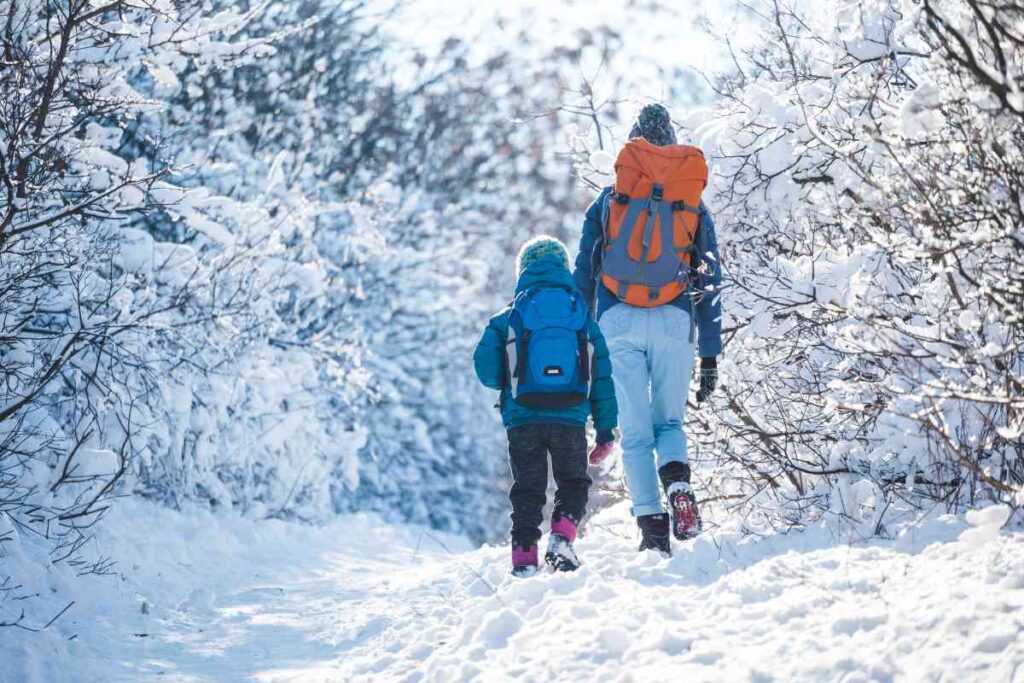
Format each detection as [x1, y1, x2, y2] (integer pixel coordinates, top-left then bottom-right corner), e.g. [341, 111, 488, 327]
[510, 288, 533, 314]
[600, 188, 622, 232]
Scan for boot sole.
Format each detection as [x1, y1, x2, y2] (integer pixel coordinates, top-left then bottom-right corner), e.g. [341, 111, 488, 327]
[545, 533, 580, 572]
[544, 552, 580, 572]
[669, 493, 702, 542]
[548, 557, 581, 573]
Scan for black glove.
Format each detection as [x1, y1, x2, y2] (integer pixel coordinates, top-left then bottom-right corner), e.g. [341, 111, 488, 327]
[696, 356, 718, 403]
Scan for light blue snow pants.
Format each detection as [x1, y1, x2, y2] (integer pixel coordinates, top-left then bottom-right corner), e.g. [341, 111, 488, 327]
[599, 304, 695, 517]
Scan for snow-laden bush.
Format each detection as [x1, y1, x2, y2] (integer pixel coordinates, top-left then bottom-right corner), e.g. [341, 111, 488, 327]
[0, 0, 286, 629]
[684, 0, 1024, 530]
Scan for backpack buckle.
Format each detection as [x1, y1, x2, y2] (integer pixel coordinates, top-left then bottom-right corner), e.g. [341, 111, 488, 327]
[650, 184, 664, 202]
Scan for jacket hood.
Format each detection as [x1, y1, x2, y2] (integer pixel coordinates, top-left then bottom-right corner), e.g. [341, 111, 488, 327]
[514, 254, 577, 294]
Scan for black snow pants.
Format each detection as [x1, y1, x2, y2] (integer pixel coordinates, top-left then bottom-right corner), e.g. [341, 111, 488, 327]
[507, 423, 591, 548]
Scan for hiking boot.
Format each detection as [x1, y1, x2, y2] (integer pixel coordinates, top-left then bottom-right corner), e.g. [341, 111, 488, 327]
[511, 543, 538, 578]
[637, 513, 671, 556]
[666, 481, 702, 541]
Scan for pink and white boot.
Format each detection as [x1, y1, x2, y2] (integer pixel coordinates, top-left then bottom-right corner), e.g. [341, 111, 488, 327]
[545, 515, 581, 572]
[511, 544, 538, 578]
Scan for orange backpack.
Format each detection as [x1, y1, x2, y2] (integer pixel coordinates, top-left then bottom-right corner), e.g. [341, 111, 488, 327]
[600, 138, 708, 307]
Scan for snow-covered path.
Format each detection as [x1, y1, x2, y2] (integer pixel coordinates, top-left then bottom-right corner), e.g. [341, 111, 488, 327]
[5, 500, 1023, 682]
[338, 506, 1024, 682]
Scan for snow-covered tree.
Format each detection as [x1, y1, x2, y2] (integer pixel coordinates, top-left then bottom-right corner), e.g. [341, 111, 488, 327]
[688, 0, 1024, 530]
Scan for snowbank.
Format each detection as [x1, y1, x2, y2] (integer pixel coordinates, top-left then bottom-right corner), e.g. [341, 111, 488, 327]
[0, 500, 468, 682]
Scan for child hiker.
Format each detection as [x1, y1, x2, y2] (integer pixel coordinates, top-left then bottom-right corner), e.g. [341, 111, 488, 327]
[474, 236, 618, 577]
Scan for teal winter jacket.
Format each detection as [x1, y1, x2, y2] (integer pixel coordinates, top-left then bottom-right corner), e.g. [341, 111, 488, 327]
[473, 255, 618, 433]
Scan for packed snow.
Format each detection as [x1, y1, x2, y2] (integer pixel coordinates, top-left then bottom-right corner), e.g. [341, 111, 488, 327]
[3, 499, 1021, 682]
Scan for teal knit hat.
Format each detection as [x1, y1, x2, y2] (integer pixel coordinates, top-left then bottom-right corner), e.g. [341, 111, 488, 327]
[517, 235, 571, 275]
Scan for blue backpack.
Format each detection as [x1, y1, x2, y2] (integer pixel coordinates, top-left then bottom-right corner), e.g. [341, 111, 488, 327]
[506, 287, 591, 409]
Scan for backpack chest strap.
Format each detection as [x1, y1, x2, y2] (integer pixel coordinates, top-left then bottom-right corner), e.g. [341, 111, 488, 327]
[672, 200, 701, 215]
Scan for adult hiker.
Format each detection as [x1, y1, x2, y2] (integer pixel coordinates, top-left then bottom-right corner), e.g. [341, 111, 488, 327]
[573, 103, 722, 556]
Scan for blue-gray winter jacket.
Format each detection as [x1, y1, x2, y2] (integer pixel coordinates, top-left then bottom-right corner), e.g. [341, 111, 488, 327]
[573, 187, 723, 359]
[473, 255, 618, 433]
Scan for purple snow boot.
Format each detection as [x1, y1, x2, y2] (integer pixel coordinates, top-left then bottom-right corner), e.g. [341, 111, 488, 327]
[545, 515, 581, 572]
[511, 544, 538, 578]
